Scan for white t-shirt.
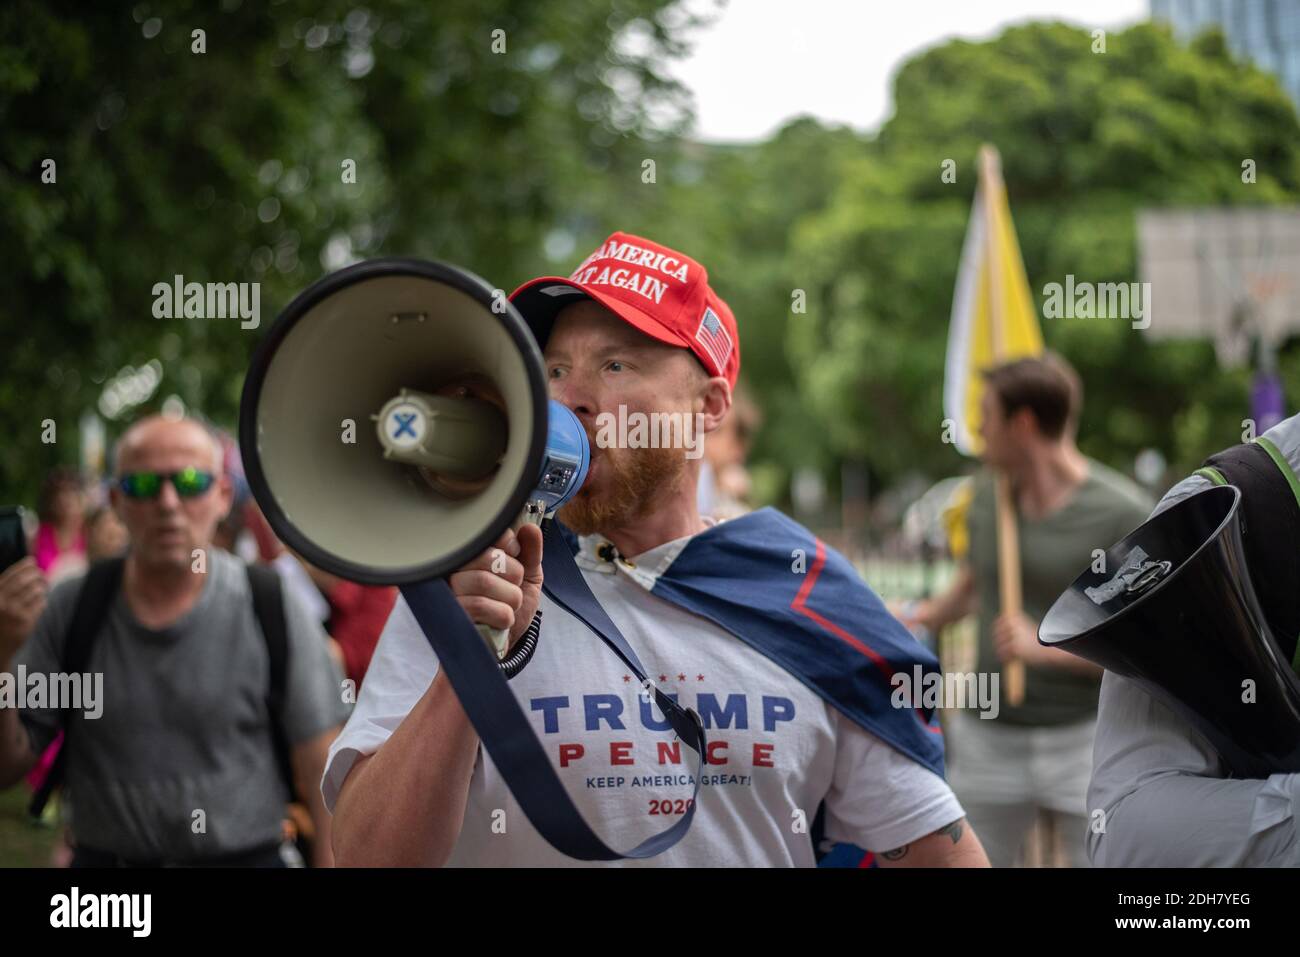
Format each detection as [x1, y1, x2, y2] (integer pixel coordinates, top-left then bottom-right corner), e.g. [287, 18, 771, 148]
[322, 519, 963, 866]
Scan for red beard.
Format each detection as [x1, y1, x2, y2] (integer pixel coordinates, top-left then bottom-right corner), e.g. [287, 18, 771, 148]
[558, 440, 689, 536]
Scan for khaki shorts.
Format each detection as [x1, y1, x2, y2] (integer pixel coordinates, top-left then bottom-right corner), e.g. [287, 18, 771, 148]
[946, 710, 1096, 812]
[945, 711, 1097, 867]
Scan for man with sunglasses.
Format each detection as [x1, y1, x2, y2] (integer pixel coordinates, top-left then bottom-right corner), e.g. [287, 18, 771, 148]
[0, 415, 348, 866]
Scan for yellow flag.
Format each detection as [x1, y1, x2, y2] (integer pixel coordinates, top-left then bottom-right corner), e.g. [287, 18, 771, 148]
[943, 145, 1044, 456]
[940, 477, 974, 560]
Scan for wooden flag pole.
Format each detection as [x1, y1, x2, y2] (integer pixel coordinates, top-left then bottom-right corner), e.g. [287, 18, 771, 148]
[980, 144, 1026, 707]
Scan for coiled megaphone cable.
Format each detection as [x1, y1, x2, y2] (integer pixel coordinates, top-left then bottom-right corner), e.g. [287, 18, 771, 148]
[498, 609, 543, 680]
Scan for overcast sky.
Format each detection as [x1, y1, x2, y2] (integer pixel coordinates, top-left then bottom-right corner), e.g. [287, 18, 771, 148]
[668, 0, 1149, 142]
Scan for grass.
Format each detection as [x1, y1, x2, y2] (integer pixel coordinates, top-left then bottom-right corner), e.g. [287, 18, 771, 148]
[0, 785, 60, 867]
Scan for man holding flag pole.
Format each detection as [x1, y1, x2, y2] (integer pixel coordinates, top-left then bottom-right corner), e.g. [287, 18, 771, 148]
[897, 146, 1151, 867]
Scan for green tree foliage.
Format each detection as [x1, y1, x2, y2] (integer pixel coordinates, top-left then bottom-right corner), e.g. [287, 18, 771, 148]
[0, 0, 699, 504]
[4, 11, 1300, 518]
[784, 21, 1300, 493]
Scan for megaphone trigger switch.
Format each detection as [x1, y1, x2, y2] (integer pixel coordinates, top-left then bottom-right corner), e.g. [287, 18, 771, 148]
[540, 462, 575, 492]
[531, 399, 591, 517]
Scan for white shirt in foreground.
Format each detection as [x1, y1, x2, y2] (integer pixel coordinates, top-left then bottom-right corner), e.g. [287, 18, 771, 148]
[323, 519, 963, 866]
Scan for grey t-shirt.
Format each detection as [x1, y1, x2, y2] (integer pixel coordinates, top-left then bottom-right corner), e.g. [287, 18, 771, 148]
[966, 458, 1154, 726]
[16, 547, 350, 861]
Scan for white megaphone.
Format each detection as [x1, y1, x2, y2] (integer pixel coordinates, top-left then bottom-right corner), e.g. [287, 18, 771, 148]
[238, 258, 589, 659]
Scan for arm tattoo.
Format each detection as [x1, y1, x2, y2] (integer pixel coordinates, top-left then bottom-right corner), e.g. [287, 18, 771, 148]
[880, 818, 965, 861]
[937, 818, 964, 844]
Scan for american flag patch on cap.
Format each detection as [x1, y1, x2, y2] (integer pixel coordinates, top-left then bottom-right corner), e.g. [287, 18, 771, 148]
[694, 306, 732, 375]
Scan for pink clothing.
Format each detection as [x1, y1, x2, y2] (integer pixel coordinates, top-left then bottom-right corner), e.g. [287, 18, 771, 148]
[26, 731, 63, 793]
[25, 525, 82, 800]
[34, 523, 84, 574]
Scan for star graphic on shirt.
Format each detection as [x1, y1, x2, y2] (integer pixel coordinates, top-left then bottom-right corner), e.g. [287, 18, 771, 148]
[677, 673, 686, 682]
[622, 675, 631, 682]
[659, 674, 667, 683]
[697, 674, 705, 681]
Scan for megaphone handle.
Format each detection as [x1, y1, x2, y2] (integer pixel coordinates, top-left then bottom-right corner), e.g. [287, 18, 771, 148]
[480, 500, 549, 660]
[479, 623, 511, 659]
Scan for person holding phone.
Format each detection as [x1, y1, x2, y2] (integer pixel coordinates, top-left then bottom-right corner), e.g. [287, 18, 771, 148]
[32, 469, 87, 583]
[0, 505, 46, 694]
[0, 503, 52, 807]
[0, 416, 349, 867]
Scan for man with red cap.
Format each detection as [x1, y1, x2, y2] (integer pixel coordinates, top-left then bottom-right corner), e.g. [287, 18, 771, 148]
[324, 232, 988, 867]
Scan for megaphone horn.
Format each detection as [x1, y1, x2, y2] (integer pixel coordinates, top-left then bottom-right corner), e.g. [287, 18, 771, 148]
[1039, 484, 1300, 778]
[239, 258, 589, 655]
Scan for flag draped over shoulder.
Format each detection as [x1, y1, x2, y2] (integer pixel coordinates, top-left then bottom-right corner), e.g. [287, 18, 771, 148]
[552, 508, 945, 868]
[943, 147, 1044, 456]
[647, 507, 946, 777]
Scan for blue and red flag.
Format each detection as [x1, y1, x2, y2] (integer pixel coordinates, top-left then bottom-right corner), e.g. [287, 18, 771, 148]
[553, 506, 945, 866]
[643, 507, 945, 777]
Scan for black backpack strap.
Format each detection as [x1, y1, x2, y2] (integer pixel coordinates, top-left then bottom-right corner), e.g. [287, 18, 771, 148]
[1202, 440, 1300, 672]
[29, 557, 125, 819]
[246, 563, 298, 803]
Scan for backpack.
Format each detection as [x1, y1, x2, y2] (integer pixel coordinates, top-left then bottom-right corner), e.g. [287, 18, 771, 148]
[28, 558, 296, 818]
[1195, 434, 1300, 674]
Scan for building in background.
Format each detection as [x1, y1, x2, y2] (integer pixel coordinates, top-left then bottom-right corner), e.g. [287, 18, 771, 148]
[1151, 0, 1300, 107]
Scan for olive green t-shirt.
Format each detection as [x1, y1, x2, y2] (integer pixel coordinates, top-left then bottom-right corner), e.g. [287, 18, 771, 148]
[966, 459, 1153, 726]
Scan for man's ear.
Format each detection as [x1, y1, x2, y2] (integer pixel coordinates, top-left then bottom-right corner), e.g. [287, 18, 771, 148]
[1010, 407, 1039, 442]
[214, 474, 235, 522]
[697, 376, 732, 435]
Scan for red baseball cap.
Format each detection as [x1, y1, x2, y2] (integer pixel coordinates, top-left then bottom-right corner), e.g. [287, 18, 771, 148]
[509, 231, 740, 388]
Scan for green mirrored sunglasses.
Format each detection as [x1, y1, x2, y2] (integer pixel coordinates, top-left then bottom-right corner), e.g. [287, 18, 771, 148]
[118, 468, 215, 500]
